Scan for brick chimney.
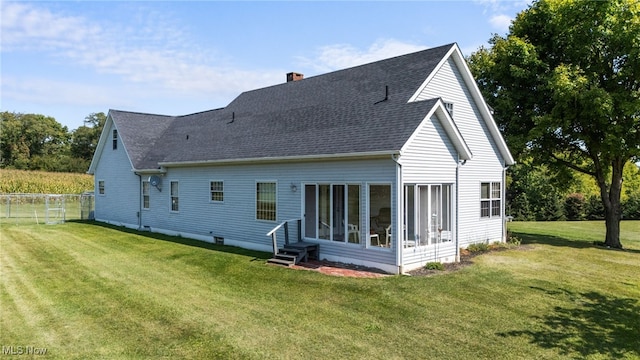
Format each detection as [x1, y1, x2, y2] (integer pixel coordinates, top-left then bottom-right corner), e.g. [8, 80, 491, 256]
[286, 72, 304, 82]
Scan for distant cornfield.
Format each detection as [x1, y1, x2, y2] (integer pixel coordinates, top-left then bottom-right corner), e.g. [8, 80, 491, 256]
[0, 169, 93, 194]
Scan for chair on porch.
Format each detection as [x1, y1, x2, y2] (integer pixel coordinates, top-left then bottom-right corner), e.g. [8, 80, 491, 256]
[348, 224, 360, 243]
[379, 225, 391, 247]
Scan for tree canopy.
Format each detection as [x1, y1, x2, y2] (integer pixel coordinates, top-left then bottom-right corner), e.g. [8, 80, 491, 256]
[468, 0, 640, 248]
[0, 111, 105, 173]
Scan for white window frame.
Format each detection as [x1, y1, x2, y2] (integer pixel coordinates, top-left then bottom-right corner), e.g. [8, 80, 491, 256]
[444, 102, 454, 117]
[98, 180, 105, 195]
[367, 182, 393, 250]
[480, 181, 501, 219]
[170, 181, 179, 212]
[142, 181, 150, 209]
[210, 180, 224, 203]
[302, 183, 362, 244]
[256, 181, 277, 221]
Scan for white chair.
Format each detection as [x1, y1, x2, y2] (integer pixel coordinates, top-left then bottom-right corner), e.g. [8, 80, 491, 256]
[382, 225, 391, 247]
[348, 224, 360, 243]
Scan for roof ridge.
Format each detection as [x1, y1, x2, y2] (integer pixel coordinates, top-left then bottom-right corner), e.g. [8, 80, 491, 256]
[109, 109, 175, 118]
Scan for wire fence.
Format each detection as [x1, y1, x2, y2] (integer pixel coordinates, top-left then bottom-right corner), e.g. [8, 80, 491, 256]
[0, 193, 94, 225]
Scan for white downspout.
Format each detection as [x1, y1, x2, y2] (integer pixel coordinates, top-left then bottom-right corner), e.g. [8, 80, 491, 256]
[391, 153, 403, 274]
[502, 162, 509, 242]
[455, 155, 464, 262]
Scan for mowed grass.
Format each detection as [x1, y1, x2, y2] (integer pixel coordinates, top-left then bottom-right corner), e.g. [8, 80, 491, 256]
[1, 221, 638, 359]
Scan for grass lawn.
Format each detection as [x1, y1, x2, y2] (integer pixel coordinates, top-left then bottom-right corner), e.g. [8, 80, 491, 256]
[1, 220, 639, 359]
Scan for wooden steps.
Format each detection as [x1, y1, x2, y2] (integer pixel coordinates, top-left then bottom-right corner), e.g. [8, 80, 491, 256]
[267, 242, 318, 267]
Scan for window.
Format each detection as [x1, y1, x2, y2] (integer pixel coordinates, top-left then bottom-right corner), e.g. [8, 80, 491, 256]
[142, 181, 150, 209]
[304, 183, 360, 244]
[369, 184, 392, 247]
[210, 181, 224, 202]
[112, 129, 118, 150]
[404, 184, 452, 247]
[170, 181, 179, 212]
[444, 102, 454, 117]
[256, 182, 276, 221]
[481, 182, 501, 218]
[98, 180, 105, 195]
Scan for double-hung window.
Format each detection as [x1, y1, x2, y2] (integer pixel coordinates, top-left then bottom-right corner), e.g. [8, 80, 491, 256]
[481, 182, 501, 218]
[256, 182, 276, 221]
[142, 181, 150, 209]
[170, 181, 179, 212]
[210, 181, 224, 202]
[98, 180, 105, 195]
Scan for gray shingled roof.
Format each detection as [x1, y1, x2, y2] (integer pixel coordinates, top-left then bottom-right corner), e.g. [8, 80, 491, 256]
[110, 43, 454, 170]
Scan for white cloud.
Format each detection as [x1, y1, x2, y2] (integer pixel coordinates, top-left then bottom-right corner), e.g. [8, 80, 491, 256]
[0, 2, 282, 105]
[297, 39, 427, 73]
[1, 76, 125, 107]
[489, 14, 513, 32]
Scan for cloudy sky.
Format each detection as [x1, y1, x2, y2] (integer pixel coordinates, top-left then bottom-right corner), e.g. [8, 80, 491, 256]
[1, 1, 531, 130]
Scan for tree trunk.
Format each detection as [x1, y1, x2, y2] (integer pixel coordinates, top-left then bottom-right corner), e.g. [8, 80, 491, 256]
[600, 158, 624, 249]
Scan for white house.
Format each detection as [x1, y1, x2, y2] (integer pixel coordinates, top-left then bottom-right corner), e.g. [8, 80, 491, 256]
[88, 43, 514, 274]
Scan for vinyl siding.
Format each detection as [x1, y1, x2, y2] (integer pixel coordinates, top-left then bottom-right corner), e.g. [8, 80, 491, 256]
[399, 113, 459, 270]
[416, 57, 505, 247]
[138, 158, 399, 272]
[400, 113, 458, 184]
[93, 122, 140, 227]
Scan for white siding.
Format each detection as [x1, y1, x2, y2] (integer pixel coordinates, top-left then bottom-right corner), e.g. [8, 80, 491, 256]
[138, 158, 400, 273]
[399, 112, 460, 270]
[93, 122, 139, 227]
[416, 57, 506, 247]
[400, 114, 458, 184]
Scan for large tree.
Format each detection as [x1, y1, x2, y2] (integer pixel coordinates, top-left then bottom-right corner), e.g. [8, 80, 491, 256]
[468, 0, 639, 248]
[70, 112, 106, 161]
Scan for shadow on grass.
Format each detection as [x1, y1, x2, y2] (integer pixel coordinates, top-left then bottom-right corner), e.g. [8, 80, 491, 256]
[514, 232, 640, 254]
[73, 220, 272, 261]
[498, 288, 640, 358]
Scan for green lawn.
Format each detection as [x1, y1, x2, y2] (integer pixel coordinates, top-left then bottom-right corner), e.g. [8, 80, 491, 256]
[1, 221, 639, 359]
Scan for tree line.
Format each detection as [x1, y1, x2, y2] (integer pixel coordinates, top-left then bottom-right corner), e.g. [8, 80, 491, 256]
[0, 111, 105, 173]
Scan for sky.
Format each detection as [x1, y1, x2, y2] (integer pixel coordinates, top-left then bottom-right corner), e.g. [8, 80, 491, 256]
[1, 0, 532, 131]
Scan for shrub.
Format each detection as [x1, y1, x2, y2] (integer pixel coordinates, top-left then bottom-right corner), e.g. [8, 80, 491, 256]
[585, 195, 605, 220]
[622, 193, 640, 220]
[506, 233, 522, 246]
[424, 262, 444, 271]
[467, 243, 490, 253]
[564, 193, 586, 220]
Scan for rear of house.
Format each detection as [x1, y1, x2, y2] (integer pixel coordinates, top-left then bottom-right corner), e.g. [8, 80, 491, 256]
[89, 43, 514, 274]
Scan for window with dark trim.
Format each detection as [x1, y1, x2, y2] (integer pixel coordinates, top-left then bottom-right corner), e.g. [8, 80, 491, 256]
[481, 182, 501, 218]
[112, 129, 118, 150]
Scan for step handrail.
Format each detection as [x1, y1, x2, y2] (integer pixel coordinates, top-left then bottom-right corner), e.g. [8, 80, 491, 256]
[266, 218, 300, 255]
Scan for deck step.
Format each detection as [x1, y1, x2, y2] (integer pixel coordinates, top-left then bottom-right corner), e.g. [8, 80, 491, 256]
[267, 257, 296, 266]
